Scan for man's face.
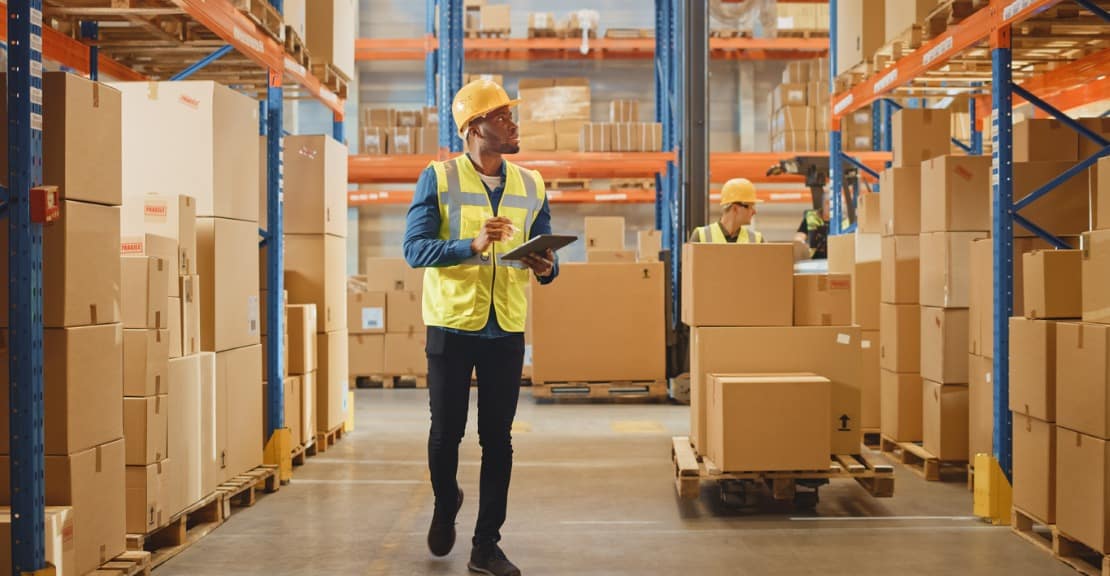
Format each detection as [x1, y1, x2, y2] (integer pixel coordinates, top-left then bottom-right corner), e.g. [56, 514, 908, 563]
[732, 202, 755, 224]
[471, 106, 519, 154]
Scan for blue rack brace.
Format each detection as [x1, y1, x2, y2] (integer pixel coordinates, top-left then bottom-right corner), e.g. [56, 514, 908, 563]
[7, 0, 47, 572]
[990, 29, 1015, 479]
[171, 45, 234, 81]
[265, 0, 286, 441]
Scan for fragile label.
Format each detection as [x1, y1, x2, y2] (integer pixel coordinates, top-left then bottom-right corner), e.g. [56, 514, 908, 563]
[836, 333, 852, 345]
[247, 296, 260, 336]
[144, 199, 168, 222]
[179, 95, 201, 110]
[120, 241, 144, 255]
[361, 307, 384, 330]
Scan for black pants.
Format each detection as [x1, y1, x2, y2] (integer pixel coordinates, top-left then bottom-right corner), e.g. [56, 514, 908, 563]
[426, 326, 524, 547]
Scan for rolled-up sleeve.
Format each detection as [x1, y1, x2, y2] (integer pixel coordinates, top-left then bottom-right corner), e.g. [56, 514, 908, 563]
[529, 191, 559, 285]
[402, 166, 474, 268]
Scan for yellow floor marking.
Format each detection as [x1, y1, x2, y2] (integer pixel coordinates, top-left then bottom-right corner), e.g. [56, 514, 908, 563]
[611, 420, 665, 434]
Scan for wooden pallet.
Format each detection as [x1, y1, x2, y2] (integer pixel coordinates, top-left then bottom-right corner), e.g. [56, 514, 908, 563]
[924, 0, 979, 38]
[777, 29, 829, 39]
[709, 29, 745, 39]
[310, 58, 350, 98]
[880, 436, 967, 482]
[604, 28, 648, 39]
[528, 28, 560, 39]
[466, 29, 510, 39]
[230, 0, 284, 41]
[611, 178, 656, 190]
[532, 380, 668, 401]
[672, 437, 895, 502]
[354, 374, 428, 389]
[291, 439, 314, 466]
[861, 429, 881, 450]
[1012, 506, 1057, 556]
[1056, 529, 1110, 576]
[89, 551, 152, 576]
[283, 26, 311, 69]
[545, 178, 591, 191]
[217, 465, 280, 516]
[126, 492, 223, 570]
[872, 24, 926, 71]
[314, 423, 346, 454]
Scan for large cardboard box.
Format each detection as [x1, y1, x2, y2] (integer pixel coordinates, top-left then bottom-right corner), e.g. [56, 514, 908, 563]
[881, 236, 920, 304]
[861, 330, 881, 429]
[689, 326, 862, 455]
[285, 234, 347, 333]
[124, 396, 168, 466]
[288, 304, 318, 374]
[969, 354, 994, 457]
[261, 377, 303, 447]
[1057, 322, 1110, 438]
[349, 334, 385, 377]
[198, 218, 260, 352]
[637, 230, 662, 263]
[1004, 162, 1091, 238]
[382, 331, 426, 377]
[181, 275, 201, 356]
[126, 460, 168, 534]
[281, 135, 348, 237]
[122, 194, 196, 276]
[880, 303, 920, 373]
[969, 237, 1057, 357]
[835, 0, 885, 76]
[533, 263, 665, 383]
[386, 291, 424, 334]
[518, 78, 591, 123]
[348, 290, 386, 334]
[920, 155, 992, 233]
[198, 352, 223, 498]
[166, 355, 202, 516]
[682, 244, 794, 327]
[305, 0, 356, 81]
[123, 328, 169, 397]
[919, 231, 987, 309]
[167, 297, 182, 359]
[1010, 318, 1058, 421]
[793, 274, 851, 326]
[922, 381, 969, 460]
[220, 345, 263, 479]
[857, 194, 882, 234]
[1013, 414, 1056, 523]
[114, 82, 259, 222]
[584, 217, 625, 251]
[318, 332, 350, 432]
[1056, 428, 1110, 553]
[1084, 230, 1110, 325]
[706, 374, 831, 472]
[854, 260, 882, 330]
[0, 507, 76, 576]
[921, 307, 969, 384]
[1025, 250, 1083, 319]
[885, 0, 935, 43]
[1014, 118, 1079, 163]
[0, 325, 123, 456]
[363, 257, 423, 293]
[827, 235, 855, 274]
[892, 109, 951, 168]
[0, 440, 126, 575]
[121, 255, 169, 330]
[120, 233, 179, 297]
[881, 370, 923, 442]
[300, 372, 316, 447]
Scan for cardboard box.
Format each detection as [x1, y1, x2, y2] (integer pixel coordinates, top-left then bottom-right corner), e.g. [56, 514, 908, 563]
[121, 255, 169, 330]
[854, 260, 882, 330]
[480, 4, 510, 30]
[281, 135, 348, 237]
[706, 374, 831, 472]
[1004, 162, 1091, 238]
[881, 235, 919, 304]
[300, 371, 316, 446]
[857, 194, 882, 234]
[167, 296, 182, 359]
[1009, 318, 1058, 421]
[518, 81, 591, 123]
[609, 100, 640, 123]
[793, 274, 851, 326]
[783, 61, 810, 84]
[419, 126, 439, 155]
[0, 440, 126, 575]
[689, 326, 862, 455]
[922, 381, 968, 460]
[518, 121, 556, 152]
[533, 263, 665, 383]
[387, 127, 420, 155]
[1024, 250, 1082, 319]
[123, 328, 169, 397]
[827, 235, 855, 275]
[586, 249, 636, 263]
[318, 331, 350, 432]
[881, 369, 923, 442]
[284, 0, 306, 38]
[348, 291, 386, 334]
[861, 330, 880, 429]
[1013, 414, 1056, 524]
[261, 377, 302, 447]
[1056, 428, 1110, 553]
[682, 244, 795, 327]
[126, 461, 168, 535]
[181, 276, 200, 356]
[921, 307, 970, 384]
[285, 234, 346, 333]
[1098, 157, 1109, 231]
[893, 109, 951, 167]
[772, 130, 817, 153]
[219, 345, 263, 479]
[879, 167, 922, 236]
[124, 396, 168, 466]
[288, 304, 318, 374]
[969, 354, 994, 457]
[885, 0, 935, 43]
[198, 352, 223, 498]
[880, 303, 920, 373]
[555, 119, 586, 152]
[1014, 118, 1079, 163]
[772, 106, 815, 134]
[122, 194, 196, 276]
[363, 257, 423, 292]
[1084, 230, 1110, 324]
[920, 155, 992, 233]
[362, 107, 396, 129]
[305, 0, 356, 81]
[528, 11, 556, 31]
[197, 218, 260, 352]
[772, 83, 809, 110]
[166, 355, 201, 515]
[580, 123, 613, 152]
[1057, 322, 1110, 438]
[0, 507, 75, 576]
[584, 217, 625, 251]
[360, 126, 388, 155]
[919, 231, 988, 308]
[120, 233, 179, 297]
[969, 237, 1058, 357]
[637, 230, 662, 262]
[349, 334, 385, 377]
[386, 291, 424, 334]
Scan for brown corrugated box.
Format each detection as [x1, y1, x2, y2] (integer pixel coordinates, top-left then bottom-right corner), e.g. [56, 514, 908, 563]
[305, 0, 355, 80]
[1009, 318, 1058, 422]
[919, 231, 988, 309]
[881, 369, 922, 442]
[283, 135, 349, 238]
[580, 123, 614, 152]
[969, 237, 1059, 357]
[920, 155, 992, 233]
[857, 194, 882, 234]
[124, 396, 168, 466]
[772, 130, 817, 153]
[1056, 322, 1110, 439]
[682, 244, 795, 328]
[835, 0, 885, 76]
[126, 460, 168, 535]
[0, 508, 76, 575]
[349, 334, 385, 377]
[318, 331, 350, 432]
[772, 83, 809, 111]
[387, 127, 420, 155]
[1056, 428, 1110, 553]
[880, 303, 919, 373]
[386, 291, 424, 334]
[922, 380, 968, 461]
[827, 235, 855, 274]
[879, 166, 921, 236]
[1084, 230, 1110, 324]
[706, 373, 831, 472]
[881, 235, 919, 304]
[121, 233, 179, 298]
[362, 107, 396, 129]
[288, 304, 318, 374]
[123, 193, 196, 276]
[518, 78, 591, 123]
[1014, 118, 1079, 163]
[773, 106, 815, 133]
[584, 216, 625, 251]
[920, 306, 969, 384]
[892, 108, 951, 167]
[348, 290, 386, 334]
[285, 234, 347, 333]
[420, 126, 439, 155]
[363, 257, 423, 292]
[121, 256, 168, 330]
[261, 377, 302, 447]
[383, 330, 426, 376]
[480, 4, 510, 30]
[782, 61, 810, 84]
[854, 260, 882, 330]
[555, 119, 586, 152]
[1025, 250, 1082, 319]
[123, 329, 169, 397]
[609, 100, 640, 123]
[220, 345, 263, 479]
[1013, 416, 1058, 531]
[689, 326, 862, 455]
[198, 218, 261, 352]
[167, 354, 197, 515]
[861, 330, 880, 429]
[793, 274, 851, 327]
[968, 354, 993, 457]
[519, 121, 556, 152]
[637, 230, 662, 262]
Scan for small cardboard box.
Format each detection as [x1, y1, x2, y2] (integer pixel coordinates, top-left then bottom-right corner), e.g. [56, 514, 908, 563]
[892, 108, 951, 167]
[881, 235, 919, 304]
[706, 373, 830, 472]
[123, 328, 169, 397]
[383, 331, 426, 377]
[584, 216, 625, 251]
[318, 331, 351, 432]
[793, 274, 851, 327]
[878, 167, 922, 236]
[1024, 250, 1082, 319]
[609, 100, 640, 123]
[637, 230, 662, 262]
[121, 256, 169, 330]
[827, 235, 855, 275]
[920, 306, 970, 384]
[198, 218, 261, 352]
[1083, 230, 1110, 325]
[126, 460, 168, 534]
[580, 123, 613, 152]
[387, 127, 419, 155]
[1013, 414, 1056, 524]
[386, 291, 424, 334]
[220, 345, 263, 479]
[1056, 428, 1110, 553]
[919, 231, 988, 308]
[288, 304, 318, 375]
[1009, 318, 1058, 422]
[920, 155, 992, 233]
[348, 291, 386, 334]
[881, 370, 923, 442]
[349, 334, 385, 377]
[285, 234, 347, 333]
[880, 303, 920, 373]
[555, 119, 586, 152]
[922, 381, 969, 461]
[1056, 322, 1110, 438]
[282, 135, 348, 238]
[120, 233, 179, 297]
[772, 83, 809, 110]
[857, 194, 882, 234]
[361, 126, 388, 154]
[683, 244, 795, 328]
[480, 4, 510, 31]
[1014, 118, 1079, 163]
[124, 396, 168, 466]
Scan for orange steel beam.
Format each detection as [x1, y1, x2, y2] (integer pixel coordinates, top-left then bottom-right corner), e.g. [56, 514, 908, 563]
[710, 152, 889, 183]
[832, 0, 1066, 119]
[348, 187, 816, 207]
[355, 37, 827, 61]
[0, 2, 145, 80]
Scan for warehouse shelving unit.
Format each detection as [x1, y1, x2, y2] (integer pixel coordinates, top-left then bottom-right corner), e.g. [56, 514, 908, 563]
[5, 0, 347, 570]
[828, 0, 1110, 512]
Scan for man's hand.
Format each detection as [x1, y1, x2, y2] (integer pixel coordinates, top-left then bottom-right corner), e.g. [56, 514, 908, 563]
[521, 249, 555, 278]
[470, 217, 515, 254]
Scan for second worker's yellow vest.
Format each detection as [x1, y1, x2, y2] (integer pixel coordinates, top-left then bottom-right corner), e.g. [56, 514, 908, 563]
[692, 222, 764, 244]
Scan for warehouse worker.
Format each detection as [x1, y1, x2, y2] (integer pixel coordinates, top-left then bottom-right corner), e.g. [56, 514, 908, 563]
[690, 178, 765, 243]
[794, 195, 831, 259]
[403, 78, 557, 576]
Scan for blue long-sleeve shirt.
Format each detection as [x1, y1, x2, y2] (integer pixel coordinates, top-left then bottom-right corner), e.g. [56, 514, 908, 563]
[403, 156, 559, 338]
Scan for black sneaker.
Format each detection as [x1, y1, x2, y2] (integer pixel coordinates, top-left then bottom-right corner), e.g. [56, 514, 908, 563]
[468, 544, 521, 576]
[427, 488, 464, 557]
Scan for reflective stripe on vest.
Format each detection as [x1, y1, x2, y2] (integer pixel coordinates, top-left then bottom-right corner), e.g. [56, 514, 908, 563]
[698, 222, 762, 244]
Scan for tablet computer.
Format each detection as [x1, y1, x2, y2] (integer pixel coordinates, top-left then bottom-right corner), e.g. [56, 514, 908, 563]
[500, 234, 578, 261]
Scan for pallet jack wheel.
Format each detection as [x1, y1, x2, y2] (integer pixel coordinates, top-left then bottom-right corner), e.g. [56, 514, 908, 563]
[793, 489, 819, 509]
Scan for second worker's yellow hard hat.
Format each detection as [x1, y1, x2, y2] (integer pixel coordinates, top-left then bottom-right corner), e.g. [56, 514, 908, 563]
[720, 178, 761, 205]
[452, 78, 520, 139]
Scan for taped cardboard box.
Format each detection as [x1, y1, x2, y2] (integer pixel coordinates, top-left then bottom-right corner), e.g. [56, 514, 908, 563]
[123, 328, 169, 397]
[363, 257, 421, 292]
[879, 166, 922, 236]
[126, 460, 168, 535]
[1056, 322, 1110, 439]
[861, 330, 880, 429]
[920, 306, 970, 384]
[920, 155, 992, 233]
[586, 250, 636, 263]
[0, 507, 75, 576]
[1009, 317, 1058, 422]
[121, 255, 169, 330]
[288, 304, 318, 375]
[892, 108, 951, 167]
[518, 121, 556, 152]
[1014, 118, 1079, 163]
[919, 231, 989, 309]
[880, 303, 920, 373]
[580, 123, 614, 152]
[305, 0, 356, 81]
[1025, 250, 1082, 319]
[881, 369, 923, 442]
[122, 193, 196, 276]
[124, 396, 168, 466]
[220, 345, 263, 479]
[348, 290, 386, 334]
[969, 354, 993, 457]
[197, 218, 261, 352]
[922, 381, 968, 461]
[285, 234, 347, 333]
[881, 235, 919, 304]
[283, 135, 348, 237]
[609, 100, 640, 123]
[555, 119, 586, 152]
[1083, 230, 1110, 325]
[121, 233, 179, 297]
[349, 334, 385, 377]
[383, 331, 426, 377]
[388, 127, 420, 155]
[318, 331, 350, 432]
[827, 235, 855, 275]
[362, 107, 396, 129]
[386, 291, 424, 334]
[793, 274, 851, 327]
[585, 217, 625, 251]
[772, 83, 809, 111]
[1056, 428, 1110, 553]
[518, 79, 591, 123]
[637, 230, 662, 263]
[682, 243, 795, 328]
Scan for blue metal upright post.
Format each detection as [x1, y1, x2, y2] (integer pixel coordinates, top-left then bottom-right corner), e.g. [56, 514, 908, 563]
[8, 0, 46, 572]
[80, 21, 98, 81]
[990, 29, 1014, 479]
[829, 0, 842, 235]
[970, 84, 983, 155]
[333, 115, 344, 143]
[265, 0, 286, 443]
[426, 0, 438, 108]
[438, 0, 463, 152]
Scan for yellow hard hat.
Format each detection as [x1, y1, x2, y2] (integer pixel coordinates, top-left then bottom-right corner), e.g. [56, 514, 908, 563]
[720, 178, 761, 205]
[452, 79, 520, 139]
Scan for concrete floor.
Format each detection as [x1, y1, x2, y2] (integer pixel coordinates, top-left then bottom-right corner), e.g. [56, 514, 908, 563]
[158, 388, 1072, 576]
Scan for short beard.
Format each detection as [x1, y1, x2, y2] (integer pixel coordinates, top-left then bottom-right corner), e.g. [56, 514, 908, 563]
[501, 142, 521, 155]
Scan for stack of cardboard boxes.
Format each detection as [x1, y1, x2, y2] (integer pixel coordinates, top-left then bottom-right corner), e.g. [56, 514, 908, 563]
[835, 0, 886, 76]
[770, 59, 830, 152]
[580, 100, 664, 153]
[305, 0, 356, 82]
[351, 258, 426, 381]
[286, 304, 318, 448]
[0, 73, 126, 574]
[283, 135, 350, 439]
[360, 106, 439, 155]
[584, 217, 633, 263]
[517, 78, 591, 152]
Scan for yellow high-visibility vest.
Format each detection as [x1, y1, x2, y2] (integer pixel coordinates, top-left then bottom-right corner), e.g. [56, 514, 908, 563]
[422, 155, 546, 332]
[691, 222, 765, 244]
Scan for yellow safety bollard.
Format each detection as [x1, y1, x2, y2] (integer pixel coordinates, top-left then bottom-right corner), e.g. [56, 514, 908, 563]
[973, 453, 1012, 526]
[345, 391, 356, 433]
[264, 428, 294, 483]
